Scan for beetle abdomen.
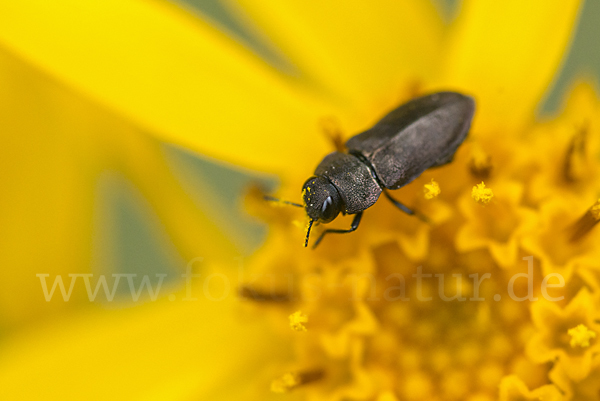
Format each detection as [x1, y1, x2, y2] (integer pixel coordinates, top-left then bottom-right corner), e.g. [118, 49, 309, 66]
[346, 92, 475, 189]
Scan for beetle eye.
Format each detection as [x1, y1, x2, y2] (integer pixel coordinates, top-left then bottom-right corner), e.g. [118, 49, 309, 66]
[321, 196, 332, 213]
[321, 196, 335, 220]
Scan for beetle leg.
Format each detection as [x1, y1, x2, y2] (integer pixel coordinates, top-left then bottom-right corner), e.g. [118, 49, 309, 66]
[319, 116, 346, 152]
[312, 212, 363, 249]
[383, 190, 431, 223]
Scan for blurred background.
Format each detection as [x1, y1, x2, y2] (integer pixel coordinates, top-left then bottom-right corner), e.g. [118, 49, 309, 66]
[0, 0, 598, 395]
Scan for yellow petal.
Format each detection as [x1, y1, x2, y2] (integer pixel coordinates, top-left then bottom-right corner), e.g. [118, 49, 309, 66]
[233, 0, 445, 121]
[108, 131, 242, 261]
[499, 375, 563, 401]
[0, 46, 94, 328]
[0, 45, 237, 329]
[0, 0, 337, 176]
[0, 281, 290, 401]
[440, 0, 583, 133]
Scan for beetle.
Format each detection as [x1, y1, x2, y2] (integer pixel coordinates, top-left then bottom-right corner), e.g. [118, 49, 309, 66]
[268, 91, 475, 248]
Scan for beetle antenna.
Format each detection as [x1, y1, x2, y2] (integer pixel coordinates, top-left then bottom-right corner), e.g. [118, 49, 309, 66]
[264, 195, 303, 208]
[304, 219, 314, 247]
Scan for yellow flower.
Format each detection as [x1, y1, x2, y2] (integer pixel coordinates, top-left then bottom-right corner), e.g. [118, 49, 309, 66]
[289, 311, 309, 332]
[0, 44, 240, 331]
[498, 375, 563, 401]
[568, 324, 596, 347]
[0, 1, 596, 401]
[550, 355, 600, 401]
[423, 179, 441, 200]
[457, 179, 537, 268]
[527, 84, 600, 205]
[471, 181, 494, 205]
[527, 288, 600, 381]
[522, 198, 600, 281]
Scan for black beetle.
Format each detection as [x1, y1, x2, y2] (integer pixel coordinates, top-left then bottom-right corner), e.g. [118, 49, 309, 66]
[268, 92, 475, 248]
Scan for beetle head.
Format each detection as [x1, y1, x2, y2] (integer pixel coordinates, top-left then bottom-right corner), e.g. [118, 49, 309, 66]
[302, 176, 343, 224]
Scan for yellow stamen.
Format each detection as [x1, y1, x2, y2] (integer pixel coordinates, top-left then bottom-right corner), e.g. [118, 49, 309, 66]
[270, 370, 324, 393]
[563, 123, 588, 182]
[569, 199, 600, 242]
[590, 199, 600, 220]
[568, 324, 596, 348]
[469, 146, 493, 180]
[238, 286, 290, 303]
[319, 116, 346, 152]
[423, 179, 441, 200]
[271, 373, 300, 393]
[289, 311, 308, 332]
[471, 182, 494, 205]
